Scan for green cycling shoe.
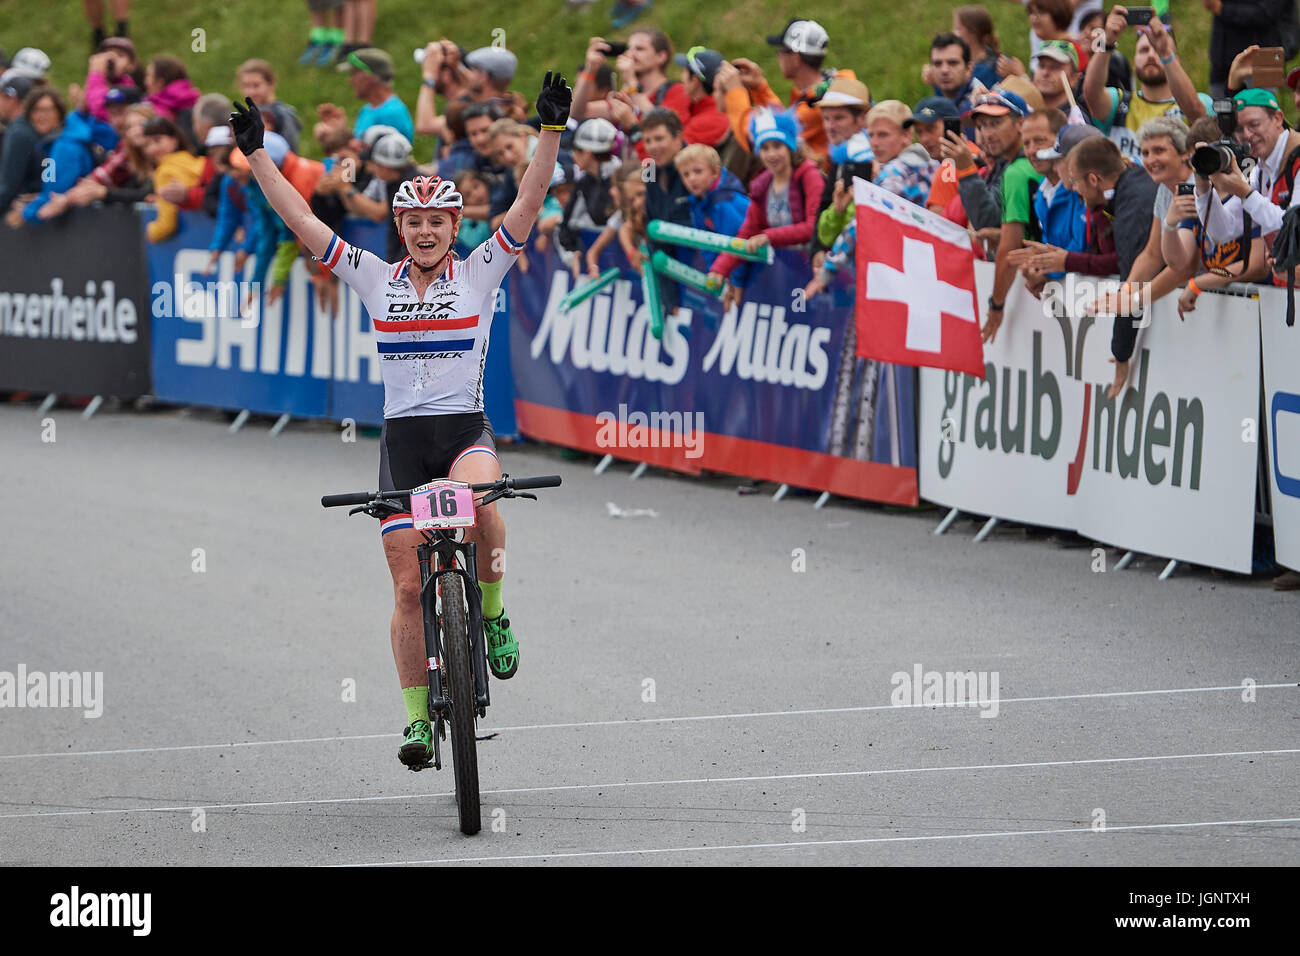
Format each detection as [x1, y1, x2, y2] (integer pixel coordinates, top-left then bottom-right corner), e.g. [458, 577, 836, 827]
[398, 719, 433, 767]
[484, 611, 519, 680]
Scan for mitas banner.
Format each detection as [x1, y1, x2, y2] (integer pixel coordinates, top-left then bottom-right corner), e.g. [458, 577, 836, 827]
[854, 177, 984, 377]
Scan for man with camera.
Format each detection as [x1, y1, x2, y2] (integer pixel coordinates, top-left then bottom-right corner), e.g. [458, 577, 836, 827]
[1197, 89, 1300, 271]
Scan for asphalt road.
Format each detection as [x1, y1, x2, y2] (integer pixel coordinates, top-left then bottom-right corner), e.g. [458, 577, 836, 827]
[1, 403, 1297, 866]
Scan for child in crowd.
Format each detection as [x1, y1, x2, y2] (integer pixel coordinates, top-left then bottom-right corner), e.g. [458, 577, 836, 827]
[708, 110, 827, 310]
[452, 168, 494, 255]
[556, 117, 620, 277]
[236, 59, 303, 152]
[674, 143, 750, 270]
[143, 115, 204, 242]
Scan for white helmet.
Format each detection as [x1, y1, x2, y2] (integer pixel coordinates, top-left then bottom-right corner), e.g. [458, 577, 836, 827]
[391, 175, 463, 217]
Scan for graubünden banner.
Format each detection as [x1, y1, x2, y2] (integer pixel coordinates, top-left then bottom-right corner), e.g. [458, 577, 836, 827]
[919, 262, 1260, 573]
[508, 242, 919, 505]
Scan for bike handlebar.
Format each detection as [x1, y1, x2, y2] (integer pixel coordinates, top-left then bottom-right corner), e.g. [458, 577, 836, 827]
[321, 474, 562, 509]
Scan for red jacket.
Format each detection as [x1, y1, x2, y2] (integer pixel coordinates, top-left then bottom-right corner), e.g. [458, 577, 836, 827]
[711, 158, 826, 278]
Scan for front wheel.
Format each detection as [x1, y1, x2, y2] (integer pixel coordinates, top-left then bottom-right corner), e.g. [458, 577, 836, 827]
[440, 572, 481, 835]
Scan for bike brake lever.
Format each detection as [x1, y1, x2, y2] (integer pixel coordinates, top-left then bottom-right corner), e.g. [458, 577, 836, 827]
[347, 505, 368, 517]
[514, 492, 538, 501]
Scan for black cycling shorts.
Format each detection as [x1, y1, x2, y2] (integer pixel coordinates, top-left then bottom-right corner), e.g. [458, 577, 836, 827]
[377, 412, 497, 535]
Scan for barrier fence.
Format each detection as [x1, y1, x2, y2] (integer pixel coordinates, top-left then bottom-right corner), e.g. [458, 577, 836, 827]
[2, 207, 1296, 574]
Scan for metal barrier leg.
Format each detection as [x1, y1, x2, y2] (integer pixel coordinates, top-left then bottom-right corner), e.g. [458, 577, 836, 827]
[1114, 551, 1135, 570]
[973, 517, 999, 542]
[594, 454, 614, 475]
[37, 394, 57, 416]
[814, 492, 831, 509]
[1158, 559, 1178, 581]
[269, 413, 291, 436]
[81, 395, 103, 419]
[772, 483, 790, 501]
[934, 508, 961, 535]
[228, 409, 250, 433]
[630, 462, 648, 480]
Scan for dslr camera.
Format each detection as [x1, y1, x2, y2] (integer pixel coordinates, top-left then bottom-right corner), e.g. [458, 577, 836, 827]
[1191, 98, 1256, 177]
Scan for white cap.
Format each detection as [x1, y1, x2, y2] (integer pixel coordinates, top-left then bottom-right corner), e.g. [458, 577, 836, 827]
[360, 124, 402, 147]
[573, 117, 617, 153]
[11, 47, 50, 79]
[767, 20, 829, 57]
[369, 132, 413, 168]
[205, 125, 233, 147]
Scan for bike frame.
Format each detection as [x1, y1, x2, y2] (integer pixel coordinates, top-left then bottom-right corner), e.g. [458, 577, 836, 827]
[417, 528, 490, 771]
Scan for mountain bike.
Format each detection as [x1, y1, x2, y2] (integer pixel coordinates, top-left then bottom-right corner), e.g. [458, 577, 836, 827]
[322, 473, 562, 835]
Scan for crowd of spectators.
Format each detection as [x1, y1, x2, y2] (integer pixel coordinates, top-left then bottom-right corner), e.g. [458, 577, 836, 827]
[3, 7, 1300, 561]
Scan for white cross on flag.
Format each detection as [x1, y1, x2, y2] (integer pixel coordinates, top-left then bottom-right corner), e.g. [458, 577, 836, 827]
[854, 177, 985, 378]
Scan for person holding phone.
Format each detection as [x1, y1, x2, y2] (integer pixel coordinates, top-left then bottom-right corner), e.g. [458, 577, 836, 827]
[1083, 7, 1204, 164]
[1205, 0, 1293, 98]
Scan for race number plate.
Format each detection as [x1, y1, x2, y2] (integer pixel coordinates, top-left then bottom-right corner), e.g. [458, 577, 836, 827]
[411, 479, 477, 530]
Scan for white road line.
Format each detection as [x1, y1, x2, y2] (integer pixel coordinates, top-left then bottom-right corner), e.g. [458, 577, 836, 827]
[0, 747, 1295, 821]
[1, 682, 1295, 761]
[337, 816, 1300, 866]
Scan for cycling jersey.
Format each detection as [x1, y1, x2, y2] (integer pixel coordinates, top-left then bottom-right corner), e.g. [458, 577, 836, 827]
[320, 223, 525, 418]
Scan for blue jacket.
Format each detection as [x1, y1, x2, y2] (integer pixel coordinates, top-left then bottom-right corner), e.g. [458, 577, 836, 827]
[23, 111, 118, 223]
[1033, 179, 1087, 278]
[243, 179, 291, 286]
[686, 168, 750, 270]
[210, 174, 252, 254]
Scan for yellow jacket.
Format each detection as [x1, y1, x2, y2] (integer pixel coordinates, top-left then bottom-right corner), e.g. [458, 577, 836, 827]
[147, 151, 207, 243]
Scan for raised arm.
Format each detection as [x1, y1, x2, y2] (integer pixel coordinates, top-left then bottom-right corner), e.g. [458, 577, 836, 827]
[230, 97, 333, 259]
[501, 73, 571, 244]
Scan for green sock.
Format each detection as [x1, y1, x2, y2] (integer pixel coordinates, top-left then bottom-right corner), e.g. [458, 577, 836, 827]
[480, 580, 503, 619]
[309, 26, 326, 43]
[327, 27, 345, 45]
[402, 685, 429, 726]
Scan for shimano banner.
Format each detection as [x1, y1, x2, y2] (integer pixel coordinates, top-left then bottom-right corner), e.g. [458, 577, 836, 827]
[509, 242, 918, 505]
[145, 211, 516, 432]
[0, 205, 151, 398]
[920, 263, 1260, 573]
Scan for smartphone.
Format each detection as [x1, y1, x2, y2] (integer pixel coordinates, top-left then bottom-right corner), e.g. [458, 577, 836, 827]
[839, 161, 873, 185]
[1251, 46, 1286, 89]
[1124, 6, 1155, 26]
[943, 117, 963, 139]
[605, 41, 628, 57]
[1176, 183, 1194, 196]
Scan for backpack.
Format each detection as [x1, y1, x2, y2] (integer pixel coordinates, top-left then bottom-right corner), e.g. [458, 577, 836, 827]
[1270, 205, 1300, 326]
[651, 80, 681, 109]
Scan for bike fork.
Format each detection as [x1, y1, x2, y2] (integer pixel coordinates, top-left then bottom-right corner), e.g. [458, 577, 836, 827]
[417, 541, 446, 770]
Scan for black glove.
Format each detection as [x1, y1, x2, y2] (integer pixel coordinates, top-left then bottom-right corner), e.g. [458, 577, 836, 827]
[536, 71, 572, 129]
[229, 96, 266, 155]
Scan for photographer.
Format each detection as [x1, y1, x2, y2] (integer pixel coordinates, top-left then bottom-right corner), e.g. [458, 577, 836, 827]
[1198, 89, 1300, 259]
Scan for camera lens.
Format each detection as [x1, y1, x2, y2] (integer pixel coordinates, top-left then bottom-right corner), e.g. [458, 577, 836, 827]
[1191, 144, 1224, 177]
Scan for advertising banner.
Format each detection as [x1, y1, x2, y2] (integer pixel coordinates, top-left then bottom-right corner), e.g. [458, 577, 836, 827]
[1260, 285, 1300, 571]
[921, 264, 1260, 572]
[0, 205, 151, 398]
[509, 241, 918, 505]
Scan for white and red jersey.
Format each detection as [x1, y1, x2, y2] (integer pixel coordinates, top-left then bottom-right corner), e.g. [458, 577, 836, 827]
[320, 224, 525, 418]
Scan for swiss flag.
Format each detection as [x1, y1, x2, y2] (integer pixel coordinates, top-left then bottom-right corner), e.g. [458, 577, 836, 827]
[854, 178, 985, 378]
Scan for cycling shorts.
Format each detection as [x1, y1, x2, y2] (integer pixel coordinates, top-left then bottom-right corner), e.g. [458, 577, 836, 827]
[377, 412, 497, 535]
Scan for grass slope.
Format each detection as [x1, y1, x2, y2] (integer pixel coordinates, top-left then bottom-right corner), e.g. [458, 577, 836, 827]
[0, 1, 1276, 163]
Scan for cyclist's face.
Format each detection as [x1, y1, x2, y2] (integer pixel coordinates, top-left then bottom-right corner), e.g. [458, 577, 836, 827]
[400, 209, 457, 265]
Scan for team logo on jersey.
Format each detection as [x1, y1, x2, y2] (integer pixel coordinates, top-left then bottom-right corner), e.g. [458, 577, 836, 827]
[346, 245, 363, 268]
[388, 280, 406, 289]
[482, 241, 493, 263]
